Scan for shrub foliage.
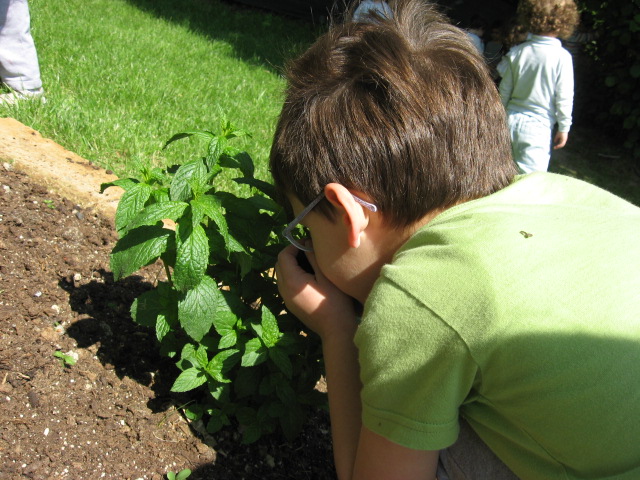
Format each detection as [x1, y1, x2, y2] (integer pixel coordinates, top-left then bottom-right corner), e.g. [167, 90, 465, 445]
[102, 120, 325, 443]
[578, 0, 640, 162]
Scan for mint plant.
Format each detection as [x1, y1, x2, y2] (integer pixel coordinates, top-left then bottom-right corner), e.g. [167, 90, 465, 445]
[101, 119, 325, 443]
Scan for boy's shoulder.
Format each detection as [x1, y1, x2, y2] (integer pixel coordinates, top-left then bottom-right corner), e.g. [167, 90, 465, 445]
[440, 173, 639, 219]
[392, 173, 639, 262]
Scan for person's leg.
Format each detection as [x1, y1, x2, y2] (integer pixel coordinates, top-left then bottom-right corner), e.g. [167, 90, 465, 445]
[508, 113, 551, 174]
[436, 418, 519, 480]
[0, 0, 43, 93]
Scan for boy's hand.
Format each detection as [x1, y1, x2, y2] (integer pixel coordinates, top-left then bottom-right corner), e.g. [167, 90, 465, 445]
[275, 245, 357, 340]
[553, 131, 568, 150]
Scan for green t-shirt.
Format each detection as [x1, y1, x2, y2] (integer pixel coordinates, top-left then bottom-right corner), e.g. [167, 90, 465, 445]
[355, 173, 640, 479]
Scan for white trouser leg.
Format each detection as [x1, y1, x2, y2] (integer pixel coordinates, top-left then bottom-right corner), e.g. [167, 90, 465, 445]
[0, 0, 42, 92]
[507, 112, 552, 174]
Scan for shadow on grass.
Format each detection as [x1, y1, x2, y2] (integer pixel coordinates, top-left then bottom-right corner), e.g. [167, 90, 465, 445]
[123, 0, 323, 74]
[549, 125, 640, 206]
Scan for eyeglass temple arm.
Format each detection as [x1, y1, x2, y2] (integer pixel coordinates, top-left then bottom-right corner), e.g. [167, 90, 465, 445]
[352, 195, 378, 212]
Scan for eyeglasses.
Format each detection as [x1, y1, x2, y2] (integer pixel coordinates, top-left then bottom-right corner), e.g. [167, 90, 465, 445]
[282, 191, 378, 252]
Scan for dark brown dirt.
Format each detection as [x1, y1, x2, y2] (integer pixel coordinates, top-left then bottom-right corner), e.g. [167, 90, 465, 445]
[0, 164, 335, 480]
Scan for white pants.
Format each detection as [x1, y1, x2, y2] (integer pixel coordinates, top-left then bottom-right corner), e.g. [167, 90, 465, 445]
[0, 0, 42, 92]
[507, 112, 552, 174]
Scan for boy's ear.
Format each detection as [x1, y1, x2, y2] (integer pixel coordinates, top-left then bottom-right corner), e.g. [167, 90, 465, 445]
[324, 183, 370, 248]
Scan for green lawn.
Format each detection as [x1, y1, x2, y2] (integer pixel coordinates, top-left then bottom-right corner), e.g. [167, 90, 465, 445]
[0, 0, 318, 183]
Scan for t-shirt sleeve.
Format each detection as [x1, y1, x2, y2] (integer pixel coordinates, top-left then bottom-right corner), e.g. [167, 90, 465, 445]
[355, 275, 479, 451]
[554, 51, 574, 132]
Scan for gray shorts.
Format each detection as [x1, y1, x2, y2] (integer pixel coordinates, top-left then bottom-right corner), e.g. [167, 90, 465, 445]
[437, 419, 519, 480]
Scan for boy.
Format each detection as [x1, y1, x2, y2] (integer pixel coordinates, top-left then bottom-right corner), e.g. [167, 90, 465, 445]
[272, 1, 640, 479]
[497, 0, 579, 173]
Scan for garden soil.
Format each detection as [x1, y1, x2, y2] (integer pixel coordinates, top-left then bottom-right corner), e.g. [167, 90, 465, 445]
[0, 118, 334, 480]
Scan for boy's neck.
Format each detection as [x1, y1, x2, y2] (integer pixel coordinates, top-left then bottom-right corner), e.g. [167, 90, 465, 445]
[356, 207, 447, 303]
[536, 32, 558, 38]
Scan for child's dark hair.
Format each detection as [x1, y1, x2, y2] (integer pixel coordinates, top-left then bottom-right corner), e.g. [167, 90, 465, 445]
[270, 0, 516, 227]
[518, 0, 580, 40]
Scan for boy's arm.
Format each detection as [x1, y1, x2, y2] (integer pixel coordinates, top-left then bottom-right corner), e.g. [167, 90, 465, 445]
[276, 246, 439, 480]
[275, 245, 363, 477]
[354, 427, 439, 479]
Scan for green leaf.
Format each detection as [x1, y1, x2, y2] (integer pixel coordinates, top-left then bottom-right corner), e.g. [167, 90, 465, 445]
[213, 311, 239, 348]
[279, 405, 305, 441]
[219, 150, 255, 178]
[53, 351, 76, 366]
[236, 252, 253, 278]
[143, 166, 167, 185]
[217, 194, 274, 248]
[191, 194, 229, 246]
[205, 136, 228, 170]
[234, 367, 260, 398]
[174, 222, 209, 292]
[195, 344, 209, 368]
[247, 195, 281, 213]
[179, 343, 198, 366]
[236, 406, 257, 425]
[206, 412, 225, 434]
[127, 201, 188, 230]
[130, 283, 178, 341]
[178, 276, 221, 342]
[241, 337, 268, 367]
[242, 424, 262, 444]
[130, 288, 162, 328]
[176, 469, 192, 480]
[269, 347, 293, 379]
[218, 331, 237, 349]
[170, 367, 207, 392]
[158, 332, 181, 358]
[205, 349, 240, 383]
[275, 376, 297, 406]
[184, 404, 204, 421]
[259, 373, 277, 395]
[170, 159, 207, 202]
[234, 177, 276, 199]
[267, 400, 287, 418]
[208, 382, 231, 401]
[110, 225, 172, 280]
[260, 307, 282, 348]
[156, 315, 171, 342]
[151, 187, 171, 203]
[100, 177, 139, 194]
[115, 183, 153, 234]
[163, 130, 215, 149]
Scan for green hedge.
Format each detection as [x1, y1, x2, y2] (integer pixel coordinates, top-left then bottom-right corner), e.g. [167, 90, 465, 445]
[578, 0, 640, 163]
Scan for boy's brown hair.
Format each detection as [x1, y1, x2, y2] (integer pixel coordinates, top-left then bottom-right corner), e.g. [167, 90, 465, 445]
[270, 0, 516, 227]
[518, 0, 580, 40]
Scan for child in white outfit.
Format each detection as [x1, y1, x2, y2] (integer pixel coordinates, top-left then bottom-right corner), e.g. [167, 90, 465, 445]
[497, 0, 579, 173]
